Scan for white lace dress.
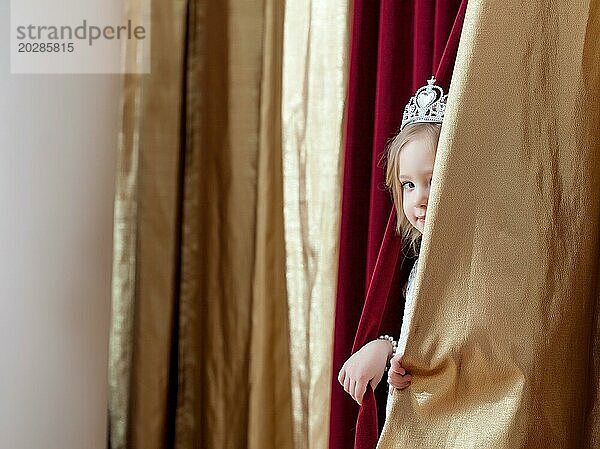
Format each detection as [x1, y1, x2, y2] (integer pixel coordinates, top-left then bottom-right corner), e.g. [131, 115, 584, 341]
[397, 257, 419, 359]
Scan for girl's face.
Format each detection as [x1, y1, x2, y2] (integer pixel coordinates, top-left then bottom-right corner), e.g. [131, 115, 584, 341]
[398, 136, 436, 234]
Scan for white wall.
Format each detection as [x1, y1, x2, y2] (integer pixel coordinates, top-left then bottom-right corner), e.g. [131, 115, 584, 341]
[0, 2, 119, 448]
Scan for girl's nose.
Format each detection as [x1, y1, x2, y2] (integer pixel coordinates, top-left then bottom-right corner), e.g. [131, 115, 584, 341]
[415, 186, 429, 206]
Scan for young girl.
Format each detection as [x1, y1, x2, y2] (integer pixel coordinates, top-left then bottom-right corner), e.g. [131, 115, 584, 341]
[337, 77, 446, 405]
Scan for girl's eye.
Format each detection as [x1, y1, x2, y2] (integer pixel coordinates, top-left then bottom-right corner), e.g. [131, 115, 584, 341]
[401, 181, 415, 190]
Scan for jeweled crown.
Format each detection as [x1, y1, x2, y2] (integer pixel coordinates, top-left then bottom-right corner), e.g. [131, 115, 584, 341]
[401, 76, 447, 131]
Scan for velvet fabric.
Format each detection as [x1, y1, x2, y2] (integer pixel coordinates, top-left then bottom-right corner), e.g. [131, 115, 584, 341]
[329, 2, 466, 448]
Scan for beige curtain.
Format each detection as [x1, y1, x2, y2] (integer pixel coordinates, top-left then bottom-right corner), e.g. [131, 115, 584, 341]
[282, 1, 349, 448]
[109, 1, 292, 448]
[109, 0, 187, 446]
[108, 1, 348, 448]
[379, 1, 600, 448]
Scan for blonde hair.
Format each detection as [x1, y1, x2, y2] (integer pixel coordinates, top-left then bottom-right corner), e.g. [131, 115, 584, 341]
[385, 123, 441, 255]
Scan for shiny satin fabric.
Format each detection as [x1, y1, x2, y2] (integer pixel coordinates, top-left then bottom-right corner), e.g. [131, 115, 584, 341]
[179, 2, 295, 447]
[109, 1, 295, 448]
[378, 1, 600, 447]
[108, 0, 186, 447]
[282, 2, 349, 448]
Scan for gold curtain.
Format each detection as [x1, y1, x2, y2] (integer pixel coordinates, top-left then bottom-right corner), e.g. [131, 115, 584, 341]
[108, 0, 349, 448]
[109, 0, 293, 448]
[281, 1, 349, 448]
[378, 1, 600, 448]
[109, 0, 187, 446]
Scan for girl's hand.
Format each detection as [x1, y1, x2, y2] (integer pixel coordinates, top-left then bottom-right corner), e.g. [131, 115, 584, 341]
[337, 339, 392, 405]
[387, 353, 412, 395]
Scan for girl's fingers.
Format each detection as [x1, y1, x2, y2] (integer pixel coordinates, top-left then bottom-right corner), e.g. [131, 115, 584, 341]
[355, 380, 368, 405]
[388, 371, 412, 384]
[390, 356, 405, 374]
[389, 380, 410, 390]
[344, 375, 351, 393]
[388, 373, 412, 390]
[338, 368, 345, 385]
[350, 379, 357, 402]
[390, 380, 411, 389]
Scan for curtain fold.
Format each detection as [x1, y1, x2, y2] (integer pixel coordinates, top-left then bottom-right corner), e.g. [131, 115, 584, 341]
[109, 0, 187, 447]
[248, 2, 294, 448]
[378, 1, 600, 447]
[329, 2, 464, 448]
[282, 2, 350, 448]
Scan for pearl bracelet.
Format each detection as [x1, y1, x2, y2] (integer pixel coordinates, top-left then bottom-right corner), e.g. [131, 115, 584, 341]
[378, 335, 397, 358]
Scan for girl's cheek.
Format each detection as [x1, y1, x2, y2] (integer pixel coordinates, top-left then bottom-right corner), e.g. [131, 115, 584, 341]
[403, 204, 412, 220]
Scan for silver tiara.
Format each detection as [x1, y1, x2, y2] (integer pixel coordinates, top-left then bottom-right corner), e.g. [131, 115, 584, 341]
[400, 76, 447, 131]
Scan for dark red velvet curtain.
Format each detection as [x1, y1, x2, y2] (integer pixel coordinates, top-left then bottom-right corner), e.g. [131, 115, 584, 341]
[330, 1, 467, 448]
